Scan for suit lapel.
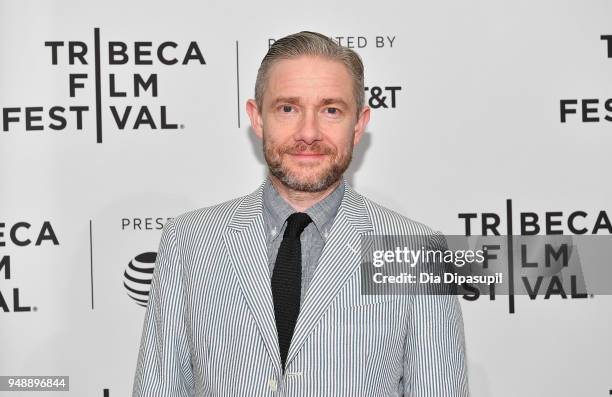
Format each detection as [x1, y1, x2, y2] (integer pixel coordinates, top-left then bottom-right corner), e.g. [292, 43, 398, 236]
[286, 181, 373, 365]
[221, 183, 282, 373]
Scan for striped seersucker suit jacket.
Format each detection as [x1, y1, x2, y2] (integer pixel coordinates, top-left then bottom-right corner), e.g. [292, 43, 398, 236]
[133, 179, 469, 397]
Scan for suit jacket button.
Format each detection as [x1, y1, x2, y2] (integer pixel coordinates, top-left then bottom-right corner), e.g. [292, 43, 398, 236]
[268, 378, 277, 392]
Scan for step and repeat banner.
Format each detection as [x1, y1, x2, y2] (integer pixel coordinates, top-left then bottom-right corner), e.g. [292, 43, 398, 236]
[1, 0, 611, 396]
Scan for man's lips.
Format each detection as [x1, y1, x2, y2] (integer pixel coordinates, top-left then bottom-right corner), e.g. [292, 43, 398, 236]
[286, 152, 328, 158]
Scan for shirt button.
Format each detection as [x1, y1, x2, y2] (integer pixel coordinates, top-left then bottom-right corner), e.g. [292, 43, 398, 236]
[268, 377, 277, 392]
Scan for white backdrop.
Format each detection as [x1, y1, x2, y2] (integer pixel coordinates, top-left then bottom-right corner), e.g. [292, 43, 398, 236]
[1, 0, 611, 396]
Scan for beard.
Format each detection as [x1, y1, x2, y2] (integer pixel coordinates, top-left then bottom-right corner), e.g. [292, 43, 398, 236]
[263, 136, 353, 193]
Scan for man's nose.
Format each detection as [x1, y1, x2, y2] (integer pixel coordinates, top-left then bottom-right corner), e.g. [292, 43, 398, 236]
[295, 109, 322, 144]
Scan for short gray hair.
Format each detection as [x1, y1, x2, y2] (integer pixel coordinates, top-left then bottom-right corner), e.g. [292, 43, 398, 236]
[255, 31, 365, 117]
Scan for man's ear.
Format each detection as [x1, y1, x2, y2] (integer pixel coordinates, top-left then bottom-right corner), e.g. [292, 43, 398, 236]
[353, 106, 370, 145]
[246, 99, 263, 139]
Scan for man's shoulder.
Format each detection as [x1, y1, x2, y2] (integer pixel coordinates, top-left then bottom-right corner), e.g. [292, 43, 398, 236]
[358, 192, 438, 237]
[167, 191, 255, 237]
[357, 192, 447, 250]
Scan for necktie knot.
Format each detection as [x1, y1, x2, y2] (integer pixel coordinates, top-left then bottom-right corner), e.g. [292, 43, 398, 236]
[284, 212, 312, 238]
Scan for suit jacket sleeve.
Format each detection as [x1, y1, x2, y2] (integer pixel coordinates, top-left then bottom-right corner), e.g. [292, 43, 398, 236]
[403, 232, 470, 396]
[133, 219, 195, 397]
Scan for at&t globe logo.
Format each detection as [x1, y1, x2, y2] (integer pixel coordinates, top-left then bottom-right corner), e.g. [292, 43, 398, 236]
[123, 252, 156, 307]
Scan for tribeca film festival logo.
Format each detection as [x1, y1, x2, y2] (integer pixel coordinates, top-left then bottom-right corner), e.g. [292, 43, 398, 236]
[268, 35, 402, 110]
[457, 200, 611, 313]
[559, 35, 612, 123]
[0, 221, 59, 313]
[1, 28, 206, 143]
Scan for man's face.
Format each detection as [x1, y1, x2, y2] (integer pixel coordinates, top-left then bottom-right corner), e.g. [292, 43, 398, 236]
[247, 55, 369, 193]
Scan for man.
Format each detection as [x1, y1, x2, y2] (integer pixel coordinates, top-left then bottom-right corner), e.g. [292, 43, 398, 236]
[133, 31, 469, 396]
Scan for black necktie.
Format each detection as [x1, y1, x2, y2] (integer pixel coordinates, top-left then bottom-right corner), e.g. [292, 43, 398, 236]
[271, 212, 312, 372]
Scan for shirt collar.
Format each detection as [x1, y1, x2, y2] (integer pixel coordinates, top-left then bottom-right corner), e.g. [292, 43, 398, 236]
[262, 176, 345, 242]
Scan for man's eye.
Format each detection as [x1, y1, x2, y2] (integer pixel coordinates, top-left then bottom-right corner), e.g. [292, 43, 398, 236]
[326, 107, 340, 115]
[281, 105, 293, 113]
